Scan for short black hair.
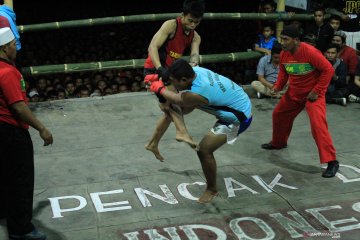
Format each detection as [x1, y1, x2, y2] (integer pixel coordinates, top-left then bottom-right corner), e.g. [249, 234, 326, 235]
[183, 0, 205, 18]
[164, 59, 195, 81]
[260, 0, 276, 8]
[262, 22, 275, 31]
[271, 41, 282, 54]
[326, 43, 340, 52]
[329, 15, 342, 22]
[314, 6, 326, 14]
[304, 33, 318, 44]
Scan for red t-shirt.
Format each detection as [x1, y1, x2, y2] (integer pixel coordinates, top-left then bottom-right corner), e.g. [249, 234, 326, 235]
[274, 43, 334, 102]
[339, 45, 359, 76]
[0, 59, 29, 129]
[144, 17, 194, 69]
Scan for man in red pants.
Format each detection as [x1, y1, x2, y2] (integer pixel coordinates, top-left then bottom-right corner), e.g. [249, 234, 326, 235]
[261, 24, 339, 178]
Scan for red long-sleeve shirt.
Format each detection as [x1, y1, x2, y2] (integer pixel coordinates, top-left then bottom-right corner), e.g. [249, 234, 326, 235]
[274, 43, 334, 102]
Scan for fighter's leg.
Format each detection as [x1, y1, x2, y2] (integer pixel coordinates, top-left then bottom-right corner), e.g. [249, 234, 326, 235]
[196, 131, 227, 203]
[145, 112, 171, 162]
[166, 85, 198, 150]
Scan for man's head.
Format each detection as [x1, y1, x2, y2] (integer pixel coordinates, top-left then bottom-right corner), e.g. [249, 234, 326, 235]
[303, 33, 317, 47]
[0, 27, 16, 62]
[182, 0, 205, 31]
[164, 59, 195, 91]
[332, 30, 346, 48]
[329, 15, 341, 31]
[65, 80, 76, 95]
[324, 43, 340, 62]
[280, 24, 301, 52]
[270, 42, 282, 64]
[262, 23, 274, 38]
[78, 86, 90, 98]
[313, 7, 325, 26]
[260, 0, 276, 13]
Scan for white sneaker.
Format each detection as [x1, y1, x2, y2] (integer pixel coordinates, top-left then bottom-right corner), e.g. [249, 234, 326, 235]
[348, 94, 359, 103]
[256, 92, 262, 99]
[341, 97, 346, 106]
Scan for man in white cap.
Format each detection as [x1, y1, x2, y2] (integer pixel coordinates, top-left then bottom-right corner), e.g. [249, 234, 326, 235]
[0, 1, 21, 51]
[0, 27, 53, 240]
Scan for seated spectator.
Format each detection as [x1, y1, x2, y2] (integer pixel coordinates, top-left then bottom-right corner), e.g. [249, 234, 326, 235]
[329, 15, 342, 32]
[257, 0, 277, 33]
[324, 1, 360, 50]
[110, 82, 119, 94]
[324, 43, 348, 106]
[74, 77, 83, 88]
[289, 20, 305, 40]
[65, 80, 76, 98]
[90, 87, 101, 97]
[332, 30, 359, 82]
[119, 84, 130, 93]
[260, 0, 276, 14]
[348, 62, 360, 103]
[131, 82, 141, 92]
[305, 6, 333, 53]
[36, 77, 47, 96]
[251, 42, 286, 98]
[103, 87, 113, 96]
[28, 89, 40, 102]
[254, 23, 277, 55]
[46, 90, 58, 101]
[96, 79, 107, 94]
[57, 89, 66, 100]
[77, 86, 90, 98]
[303, 33, 318, 47]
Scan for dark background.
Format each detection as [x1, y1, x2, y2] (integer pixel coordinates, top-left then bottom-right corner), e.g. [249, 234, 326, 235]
[13, 0, 261, 24]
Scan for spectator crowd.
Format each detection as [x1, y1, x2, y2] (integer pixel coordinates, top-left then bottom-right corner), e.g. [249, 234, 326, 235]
[6, 0, 360, 104]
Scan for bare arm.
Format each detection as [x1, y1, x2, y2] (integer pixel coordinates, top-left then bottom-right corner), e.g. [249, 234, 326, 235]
[254, 45, 271, 55]
[162, 90, 208, 108]
[10, 101, 53, 146]
[189, 31, 201, 66]
[147, 20, 176, 69]
[257, 75, 274, 89]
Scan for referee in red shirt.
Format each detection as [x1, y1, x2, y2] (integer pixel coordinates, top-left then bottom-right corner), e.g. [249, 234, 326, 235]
[0, 27, 52, 240]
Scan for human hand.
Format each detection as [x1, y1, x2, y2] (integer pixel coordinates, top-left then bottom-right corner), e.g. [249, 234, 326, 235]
[270, 87, 279, 97]
[341, 14, 350, 22]
[156, 66, 166, 79]
[144, 74, 159, 85]
[39, 128, 53, 146]
[150, 80, 165, 95]
[307, 91, 318, 102]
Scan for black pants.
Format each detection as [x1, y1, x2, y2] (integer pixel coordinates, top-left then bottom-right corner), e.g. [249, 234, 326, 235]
[348, 82, 360, 97]
[0, 122, 35, 235]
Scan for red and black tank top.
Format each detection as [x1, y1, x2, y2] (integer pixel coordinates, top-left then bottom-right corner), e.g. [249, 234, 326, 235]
[144, 17, 195, 69]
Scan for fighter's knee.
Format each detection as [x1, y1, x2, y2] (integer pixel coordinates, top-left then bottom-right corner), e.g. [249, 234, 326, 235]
[197, 149, 211, 160]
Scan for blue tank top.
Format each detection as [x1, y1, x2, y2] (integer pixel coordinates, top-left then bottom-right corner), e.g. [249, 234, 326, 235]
[189, 67, 252, 123]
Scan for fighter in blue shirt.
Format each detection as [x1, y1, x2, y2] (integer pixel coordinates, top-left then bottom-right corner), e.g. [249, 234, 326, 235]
[148, 59, 252, 203]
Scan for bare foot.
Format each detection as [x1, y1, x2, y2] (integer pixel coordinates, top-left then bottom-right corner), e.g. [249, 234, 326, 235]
[197, 190, 219, 203]
[145, 144, 164, 162]
[176, 133, 199, 150]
